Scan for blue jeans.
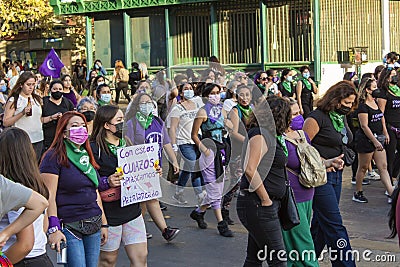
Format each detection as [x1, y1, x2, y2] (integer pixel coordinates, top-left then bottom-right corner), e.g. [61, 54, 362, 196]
[237, 192, 286, 267]
[177, 144, 202, 195]
[311, 170, 355, 267]
[63, 229, 101, 267]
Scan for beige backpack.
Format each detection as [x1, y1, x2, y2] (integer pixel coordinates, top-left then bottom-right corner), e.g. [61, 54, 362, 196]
[285, 130, 327, 188]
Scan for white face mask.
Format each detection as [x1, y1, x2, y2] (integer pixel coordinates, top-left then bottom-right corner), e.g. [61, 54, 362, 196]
[100, 93, 112, 103]
[139, 103, 154, 116]
[286, 76, 293, 82]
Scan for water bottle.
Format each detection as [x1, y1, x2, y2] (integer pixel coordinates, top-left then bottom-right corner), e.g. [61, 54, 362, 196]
[57, 241, 67, 264]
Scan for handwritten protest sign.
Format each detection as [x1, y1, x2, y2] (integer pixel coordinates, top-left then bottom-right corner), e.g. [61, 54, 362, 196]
[117, 143, 162, 207]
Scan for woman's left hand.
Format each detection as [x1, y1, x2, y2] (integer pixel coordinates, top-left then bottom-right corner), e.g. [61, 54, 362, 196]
[100, 227, 108, 245]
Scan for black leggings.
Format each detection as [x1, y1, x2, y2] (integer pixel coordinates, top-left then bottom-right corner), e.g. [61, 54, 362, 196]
[385, 127, 400, 179]
[115, 82, 131, 104]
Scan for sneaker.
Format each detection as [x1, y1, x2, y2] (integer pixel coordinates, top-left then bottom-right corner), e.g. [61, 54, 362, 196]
[352, 191, 368, 203]
[146, 232, 153, 239]
[162, 226, 180, 242]
[366, 170, 380, 180]
[159, 202, 167, 211]
[351, 177, 370, 185]
[172, 193, 188, 205]
[190, 209, 208, 229]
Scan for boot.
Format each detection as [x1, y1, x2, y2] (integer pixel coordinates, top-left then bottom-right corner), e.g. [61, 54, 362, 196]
[217, 220, 234, 237]
[221, 208, 234, 225]
[190, 210, 208, 229]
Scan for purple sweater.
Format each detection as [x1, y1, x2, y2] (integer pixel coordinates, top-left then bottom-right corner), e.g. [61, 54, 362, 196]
[40, 149, 101, 223]
[285, 135, 315, 203]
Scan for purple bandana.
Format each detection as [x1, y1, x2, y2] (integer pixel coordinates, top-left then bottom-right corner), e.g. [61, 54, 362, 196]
[204, 102, 223, 124]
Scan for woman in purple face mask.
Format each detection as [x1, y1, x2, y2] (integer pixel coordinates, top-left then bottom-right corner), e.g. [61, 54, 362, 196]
[190, 83, 234, 237]
[283, 98, 344, 266]
[40, 111, 108, 267]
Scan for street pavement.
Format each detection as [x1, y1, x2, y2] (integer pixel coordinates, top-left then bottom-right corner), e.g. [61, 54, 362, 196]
[47, 167, 399, 266]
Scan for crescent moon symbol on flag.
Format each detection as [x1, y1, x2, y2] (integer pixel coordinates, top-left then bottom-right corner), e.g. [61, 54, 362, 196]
[47, 59, 56, 71]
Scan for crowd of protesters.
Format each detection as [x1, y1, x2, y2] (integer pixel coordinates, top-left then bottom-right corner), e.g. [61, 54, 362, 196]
[0, 52, 400, 267]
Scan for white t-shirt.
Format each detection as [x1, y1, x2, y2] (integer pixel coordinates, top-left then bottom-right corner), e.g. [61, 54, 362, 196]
[0, 209, 46, 258]
[169, 98, 203, 145]
[223, 99, 237, 113]
[8, 95, 43, 143]
[0, 175, 32, 219]
[267, 83, 279, 95]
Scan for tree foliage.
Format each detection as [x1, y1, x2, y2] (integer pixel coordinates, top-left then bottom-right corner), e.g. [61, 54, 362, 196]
[0, 0, 54, 37]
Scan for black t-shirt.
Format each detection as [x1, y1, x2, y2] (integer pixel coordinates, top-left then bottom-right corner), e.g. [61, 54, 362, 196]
[90, 142, 141, 226]
[42, 96, 74, 148]
[382, 91, 400, 128]
[308, 109, 345, 159]
[278, 82, 295, 98]
[357, 102, 384, 135]
[300, 80, 313, 104]
[240, 127, 287, 199]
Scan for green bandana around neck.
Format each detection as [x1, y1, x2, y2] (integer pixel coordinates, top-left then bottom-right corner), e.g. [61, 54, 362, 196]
[276, 135, 288, 157]
[282, 81, 292, 93]
[329, 111, 345, 132]
[237, 104, 252, 119]
[136, 112, 154, 130]
[64, 140, 98, 187]
[257, 83, 266, 92]
[98, 99, 109, 106]
[301, 77, 312, 91]
[389, 85, 400, 97]
[107, 138, 127, 156]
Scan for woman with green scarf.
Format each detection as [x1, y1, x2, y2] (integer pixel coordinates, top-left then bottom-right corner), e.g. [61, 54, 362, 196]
[90, 105, 148, 267]
[278, 68, 295, 98]
[303, 81, 358, 267]
[377, 68, 400, 185]
[296, 65, 318, 118]
[96, 84, 114, 107]
[222, 85, 253, 225]
[125, 93, 180, 242]
[40, 111, 108, 266]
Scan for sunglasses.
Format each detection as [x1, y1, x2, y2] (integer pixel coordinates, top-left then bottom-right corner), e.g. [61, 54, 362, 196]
[341, 128, 348, 144]
[261, 77, 268, 81]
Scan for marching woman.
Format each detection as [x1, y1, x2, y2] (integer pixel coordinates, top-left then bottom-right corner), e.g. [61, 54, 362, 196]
[353, 78, 393, 203]
[221, 85, 253, 225]
[3, 71, 44, 162]
[296, 66, 318, 118]
[90, 105, 147, 267]
[0, 127, 52, 266]
[278, 69, 295, 98]
[169, 82, 204, 205]
[303, 81, 357, 267]
[190, 83, 233, 237]
[41, 80, 75, 151]
[125, 93, 180, 242]
[40, 111, 108, 267]
[237, 95, 288, 266]
[377, 68, 400, 186]
[61, 74, 80, 107]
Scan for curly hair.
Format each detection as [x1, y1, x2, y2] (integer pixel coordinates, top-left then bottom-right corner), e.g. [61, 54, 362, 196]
[267, 95, 291, 135]
[316, 81, 358, 113]
[377, 68, 396, 92]
[358, 77, 376, 104]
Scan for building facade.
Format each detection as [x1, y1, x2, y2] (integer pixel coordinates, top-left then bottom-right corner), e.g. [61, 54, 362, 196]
[49, 0, 400, 92]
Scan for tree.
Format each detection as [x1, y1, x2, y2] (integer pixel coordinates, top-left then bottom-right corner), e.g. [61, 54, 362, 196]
[0, 0, 54, 37]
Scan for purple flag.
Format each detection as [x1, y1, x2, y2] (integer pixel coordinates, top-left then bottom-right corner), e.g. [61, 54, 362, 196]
[39, 48, 64, 78]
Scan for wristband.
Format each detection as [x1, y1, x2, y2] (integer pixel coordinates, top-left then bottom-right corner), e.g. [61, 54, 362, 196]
[172, 144, 178, 152]
[101, 224, 110, 228]
[48, 216, 61, 230]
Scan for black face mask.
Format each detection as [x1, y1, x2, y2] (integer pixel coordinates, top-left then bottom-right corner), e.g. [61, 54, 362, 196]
[51, 91, 63, 100]
[112, 122, 124, 139]
[391, 76, 399, 85]
[82, 111, 95, 122]
[371, 89, 382, 98]
[336, 105, 351, 115]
